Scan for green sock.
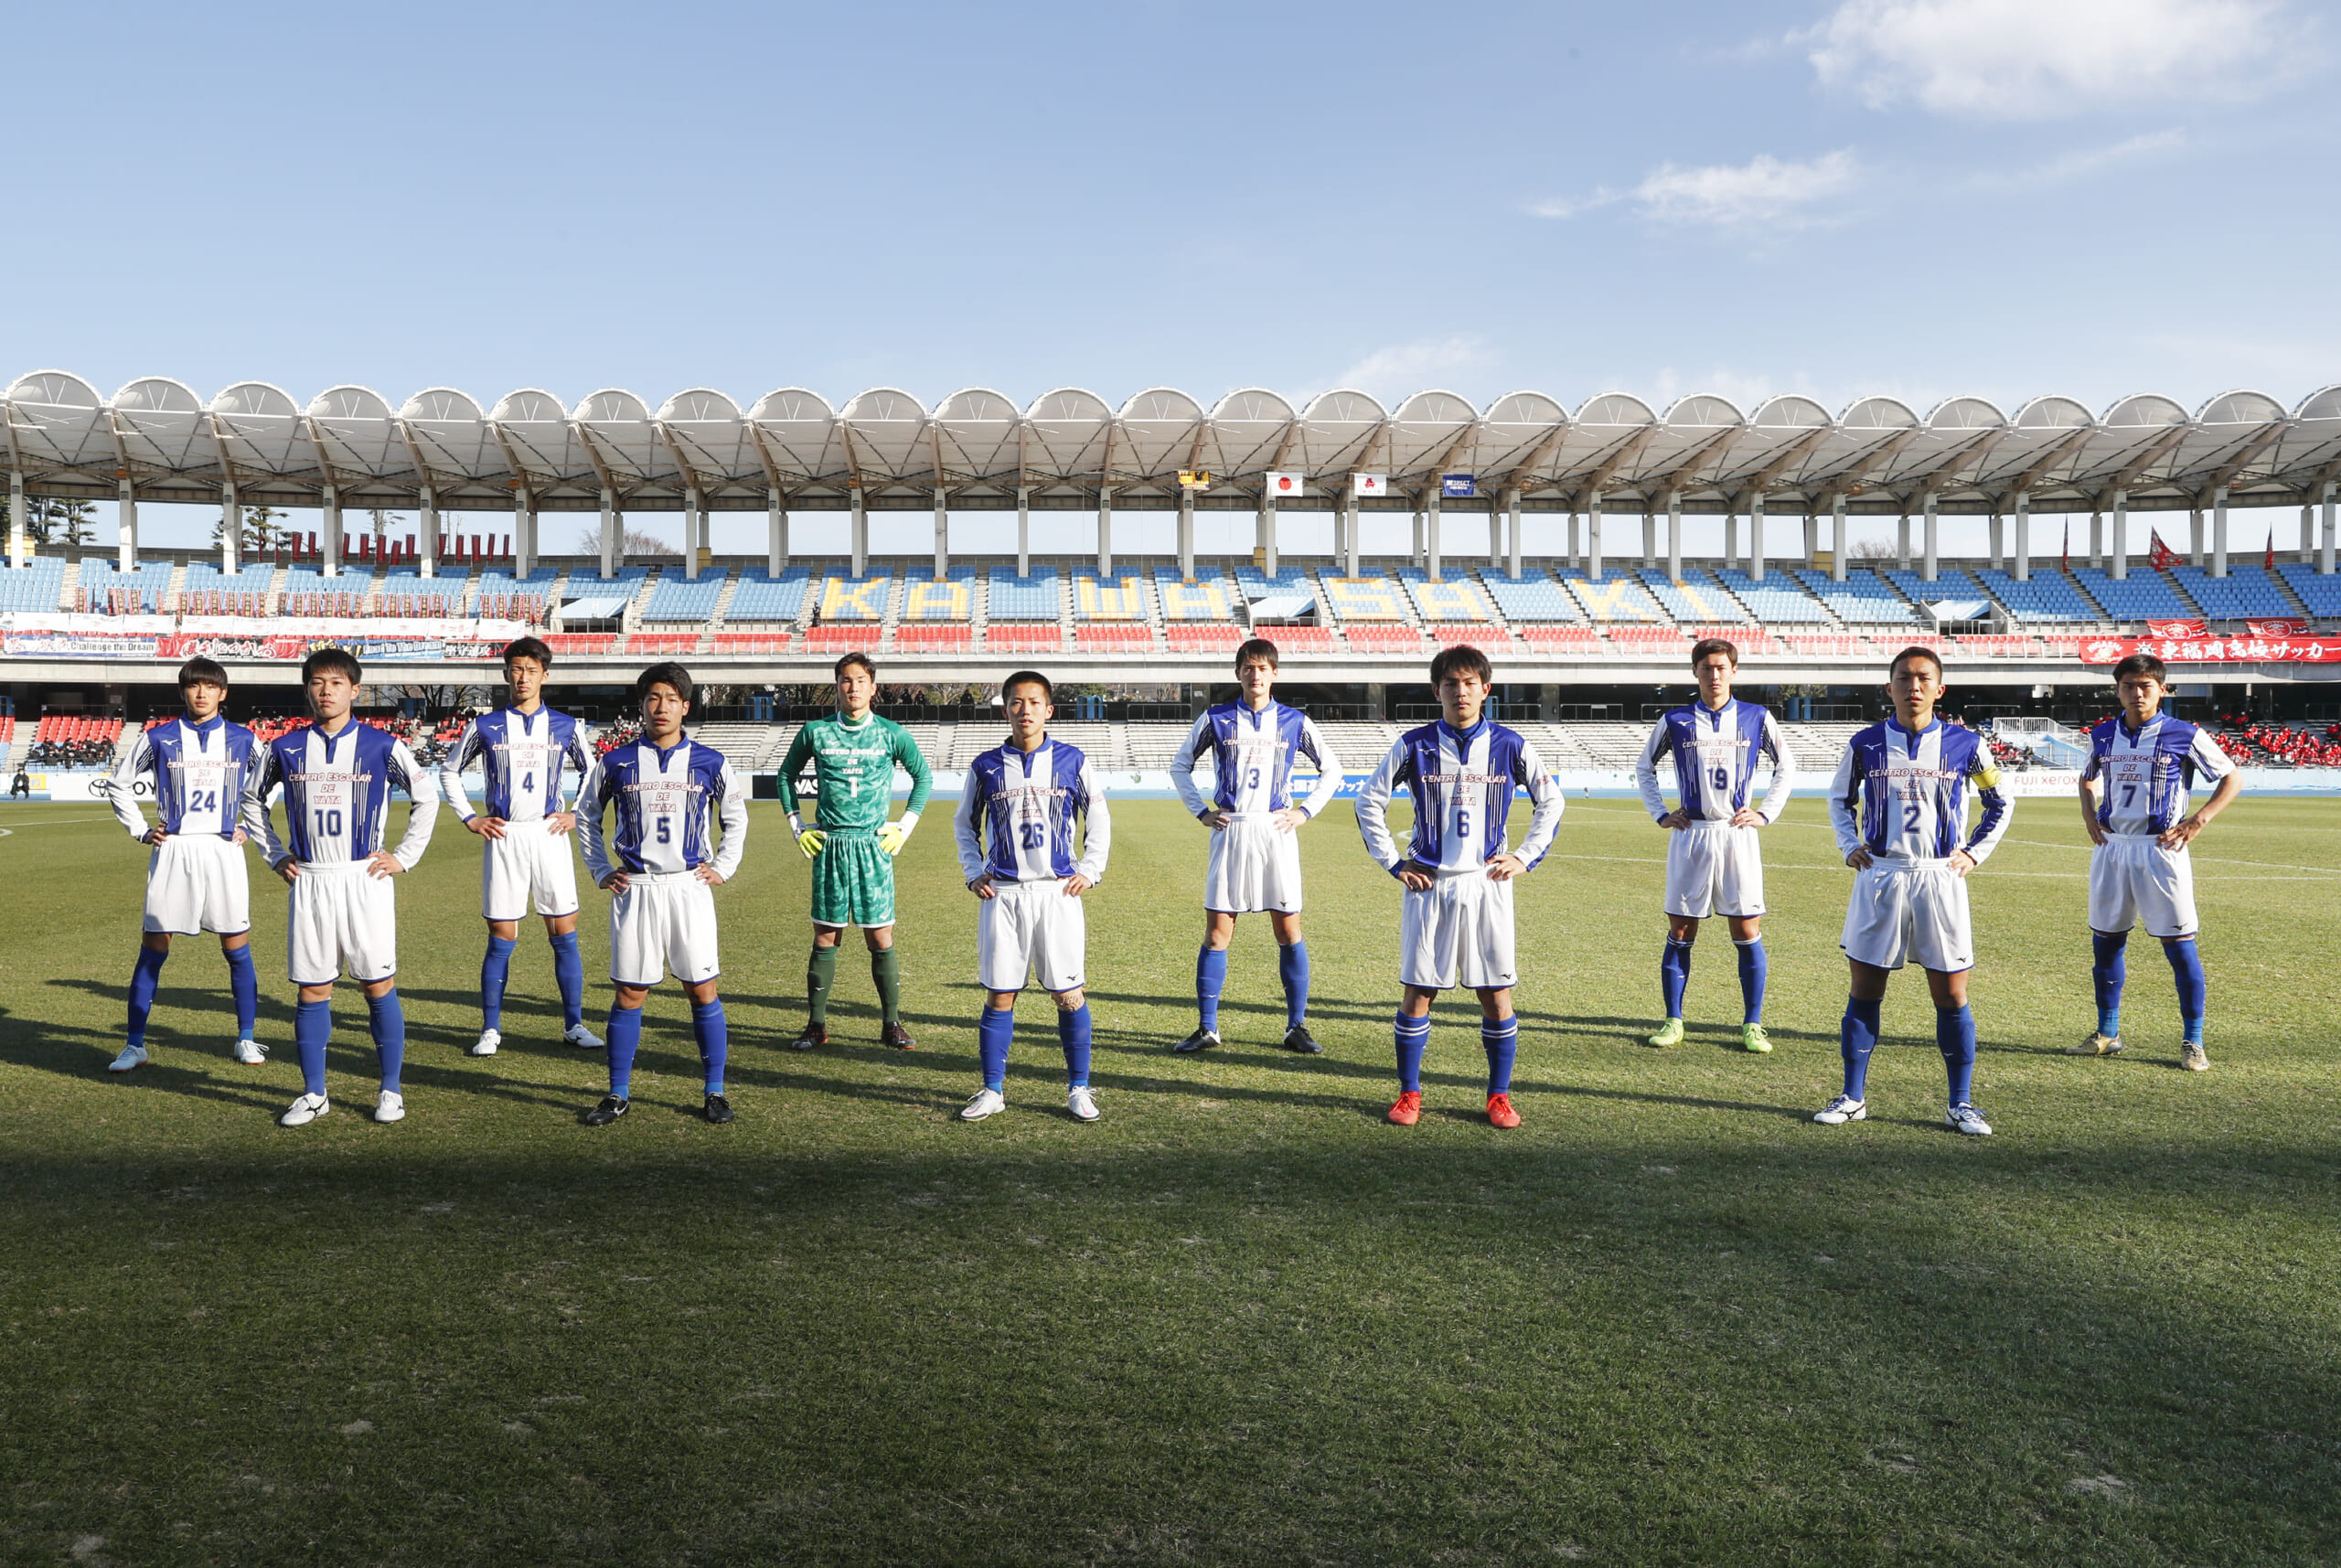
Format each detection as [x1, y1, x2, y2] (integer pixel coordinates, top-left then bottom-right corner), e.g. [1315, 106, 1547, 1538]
[807, 944, 840, 1027]
[871, 946, 903, 1029]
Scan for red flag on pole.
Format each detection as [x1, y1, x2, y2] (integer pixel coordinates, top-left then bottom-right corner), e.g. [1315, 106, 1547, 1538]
[2148, 531, 2180, 571]
[2265, 523, 2276, 572]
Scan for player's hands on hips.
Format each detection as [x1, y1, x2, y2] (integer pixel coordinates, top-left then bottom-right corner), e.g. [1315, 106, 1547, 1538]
[877, 822, 908, 856]
[273, 859, 299, 885]
[1729, 807, 1764, 829]
[2081, 809, 2108, 847]
[1271, 806, 1307, 834]
[143, 827, 170, 846]
[599, 869, 631, 894]
[1658, 809, 1691, 830]
[466, 816, 508, 839]
[694, 863, 725, 886]
[2158, 815, 2206, 850]
[1844, 847, 1875, 870]
[1395, 859, 1435, 891]
[230, 827, 247, 845]
[1485, 852, 1526, 883]
[796, 827, 827, 859]
[545, 811, 575, 837]
[366, 850, 403, 880]
[1201, 807, 1231, 830]
[1064, 874, 1093, 897]
[967, 873, 998, 901]
[1949, 849, 1978, 878]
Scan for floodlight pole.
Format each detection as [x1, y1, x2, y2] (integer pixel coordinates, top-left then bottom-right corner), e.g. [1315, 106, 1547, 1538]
[1920, 490, 1938, 583]
[419, 485, 437, 580]
[321, 484, 342, 578]
[1176, 485, 1193, 581]
[599, 487, 619, 580]
[2110, 489, 2129, 580]
[768, 486, 786, 574]
[1830, 492, 1848, 583]
[934, 485, 948, 578]
[1665, 489, 1683, 584]
[2211, 485, 2229, 578]
[2012, 489, 2030, 581]
[1505, 486, 1523, 581]
[117, 477, 137, 573]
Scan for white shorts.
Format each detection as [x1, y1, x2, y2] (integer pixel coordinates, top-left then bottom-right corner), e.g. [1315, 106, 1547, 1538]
[608, 871, 721, 987]
[144, 834, 251, 936]
[286, 861, 399, 985]
[1663, 821, 1765, 919]
[2089, 833, 2198, 939]
[1400, 871, 1517, 991]
[1204, 816, 1304, 914]
[1841, 859, 1972, 973]
[977, 878, 1088, 994]
[481, 817, 581, 922]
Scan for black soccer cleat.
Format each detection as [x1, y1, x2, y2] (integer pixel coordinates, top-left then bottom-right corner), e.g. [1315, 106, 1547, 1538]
[703, 1093, 734, 1125]
[790, 1024, 829, 1052]
[1173, 1028, 1223, 1054]
[880, 1022, 916, 1051]
[1283, 1024, 1324, 1055]
[583, 1094, 630, 1127]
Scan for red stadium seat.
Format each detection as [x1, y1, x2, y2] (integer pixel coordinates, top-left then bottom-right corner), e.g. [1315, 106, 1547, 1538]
[1259, 625, 1336, 652]
[807, 625, 884, 652]
[1427, 624, 1513, 648]
[1518, 625, 1603, 651]
[1166, 624, 1245, 653]
[984, 624, 1064, 652]
[1342, 624, 1424, 653]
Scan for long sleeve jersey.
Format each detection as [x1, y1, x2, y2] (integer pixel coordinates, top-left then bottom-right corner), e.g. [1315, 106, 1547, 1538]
[1170, 700, 1342, 821]
[1354, 717, 1564, 877]
[1829, 717, 2013, 863]
[575, 734, 748, 881]
[241, 720, 439, 869]
[1635, 699, 1795, 824]
[2081, 714, 2234, 834]
[439, 707, 595, 824]
[779, 711, 934, 831]
[104, 716, 260, 840]
[952, 737, 1111, 884]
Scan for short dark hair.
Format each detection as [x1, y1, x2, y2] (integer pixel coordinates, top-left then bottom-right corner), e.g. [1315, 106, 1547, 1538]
[1235, 637, 1279, 671]
[1002, 669, 1053, 703]
[176, 656, 230, 692]
[1428, 644, 1493, 688]
[1690, 636, 1739, 671]
[1889, 645, 1944, 680]
[301, 645, 363, 687]
[834, 651, 877, 682]
[502, 635, 552, 670]
[636, 661, 694, 709]
[2112, 652, 2169, 685]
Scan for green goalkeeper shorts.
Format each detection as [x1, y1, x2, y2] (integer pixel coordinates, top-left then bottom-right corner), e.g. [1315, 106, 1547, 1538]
[810, 828, 896, 929]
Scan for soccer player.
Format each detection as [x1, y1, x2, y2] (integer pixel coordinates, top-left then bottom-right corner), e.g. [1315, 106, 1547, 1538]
[1817, 646, 2012, 1136]
[101, 656, 263, 1072]
[574, 663, 748, 1126]
[1170, 637, 1342, 1054]
[1354, 645, 1564, 1129]
[2072, 652, 2240, 1071]
[242, 647, 440, 1126]
[779, 652, 934, 1051]
[1634, 636, 1795, 1052]
[439, 636, 601, 1058]
[951, 670, 1111, 1123]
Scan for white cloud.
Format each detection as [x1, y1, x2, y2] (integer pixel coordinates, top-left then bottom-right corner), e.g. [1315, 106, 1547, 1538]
[1630, 149, 1865, 228]
[1523, 187, 1621, 220]
[1334, 335, 1496, 396]
[1964, 128, 2187, 190]
[1805, 0, 2304, 119]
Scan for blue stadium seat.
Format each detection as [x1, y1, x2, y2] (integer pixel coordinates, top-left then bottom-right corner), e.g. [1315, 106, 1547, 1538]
[988, 565, 1062, 622]
[1558, 568, 1666, 623]
[1634, 569, 1743, 625]
[1792, 569, 1919, 625]
[2276, 562, 2341, 618]
[727, 568, 810, 622]
[1398, 568, 1491, 623]
[2070, 567, 2194, 620]
[1477, 568, 1583, 623]
[76, 557, 175, 613]
[639, 569, 728, 624]
[0, 556, 67, 613]
[1152, 566, 1235, 623]
[2172, 565, 2297, 622]
[1974, 569, 2100, 624]
[1710, 568, 1829, 623]
[899, 566, 977, 623]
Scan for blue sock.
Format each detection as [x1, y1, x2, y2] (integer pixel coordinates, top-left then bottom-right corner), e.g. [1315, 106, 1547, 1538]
[368, 989, 405, 1093]
[126, 945, 168, 1048]
[605, 1003, 643, 1098]
[223, 944, 258, 1038]
[2091, 930, 2128, 1036]
[1195, 946, 1227, 1033]
[1481, 1015, 1518, 1094]
[1735, 938, 1769, 1025]
[480, 935, 518, 1031]
[1659, 937, 1692, 1019]
[978, 1005, 1014, 1093]
[2165, 939, 2207, 1044]
[294, 997, 331, 1095]
[1937, 1005, 1977, 1105]
[1058, 1002, 1093, 1087]
[691, 998, 728, 1094]
[1841, 995, 1882, 1101]
[1395, 1012, 1431, 1093]
[549, 932, 585, 1030]
[1278, 942, 1309, 1030]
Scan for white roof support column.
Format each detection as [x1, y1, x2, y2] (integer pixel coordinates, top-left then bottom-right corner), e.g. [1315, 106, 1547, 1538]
[1641, 507, 1656, 570]
[1489, 496, 1504, 569]
[768, 487, 786, 576]
[1177, 485, 1196, 581]
[2186, 503, 2203, 567]
[2212, 485, 2230, 577]
[1987, 510, 2003, 573]
[599, 487, 619, 580]
[1749, 493, 1766, 582]
[2012, 490, 2031, 581]
[1410, 494, 1425, 567]
[1724, 504, 1738, 570]
[116, 476, 137, 573]
[1920, 490, 1938, 583]
[418, 485, 437, 580]
[1425, 484, 1440, 581]
[515, 485, 537, 578]
[321, 485, 342, 577]
[2320, 481, 2336, 574]
[1829, 492, 1847, 581]
[850, 488, 868, 578]
[219, 481, 239, 575]
[1566, 504, 1580, 570]
[2110, 489, 2130, 580]
[2090, 508, 2103, 569]
[1801, 509, 1817, 570]
[1505, 486, 1523, 581]
[1665, 489, 1683, 584]
[1897, 512, 1911, 571]
[1340, 486, 1359, 581]
[1017, 485, 1032, 579]
[933, 485, 949, 579]
[1100, 485, 1116, 578]
[679, 485, 700, 579]
[1587, 489, 1605, 582]
[2302, 502, 2314, 566]
[8, 471, 27, 569]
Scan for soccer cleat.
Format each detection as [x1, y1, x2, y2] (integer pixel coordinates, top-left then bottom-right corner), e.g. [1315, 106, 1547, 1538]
[583, 1094, 630, 1127]
[1282, 1025, 1324, 1055]
[1812, 1094, 1866, 1125]
[2067, 1031, 2123, 1056]
[881, 1022, 916, 1051]
[703, 1093, 734, 1125]
[1947, 1102, 1994, 1136]
[231, 1039, 267, 1065]
[2180, 1042, 2210, 1072]
[959, 1087, 1006, 1121]
[107, 1044, 150, 1073]
[1173, 1028, 1222, 1054]
[1486, 1092, 1522, 1129]
[1740, 1023, 1772, 1054]
[563, 1022, 604, 1051]
[790, 1024, 828, 1052]
[279, 1092, 330, 1127]
[469, 1028, 501, 1058]
[1646, 1019, 1685, 1049]
[1067, 1085, 1100, 1123]
[373, 1091, 405, 1125]
[1387, 1089, 1423, 1126]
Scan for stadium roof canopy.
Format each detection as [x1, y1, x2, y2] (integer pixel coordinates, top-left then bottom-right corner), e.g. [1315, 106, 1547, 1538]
[8, 371, 2341, 518]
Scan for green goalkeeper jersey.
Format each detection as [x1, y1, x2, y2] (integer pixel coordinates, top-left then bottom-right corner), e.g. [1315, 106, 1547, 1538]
[780, 712, 933, 833]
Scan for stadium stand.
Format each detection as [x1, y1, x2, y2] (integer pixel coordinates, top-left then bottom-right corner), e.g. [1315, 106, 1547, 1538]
[1399, 569, 1494, 624]
[1634, 569, 1741, 625]
[1711, 568, 1829, 624]
[807, 624, 883, 651]
[1973, 568, 2100, 624]
[75, 558, 174, 614]
[1792, 569, 1919, 625]
[2070, 567, 2195, 620]
[639, 569, 727, 624]
[2036, 634, 2086, 658]
[1152, 567, 1235, 624]
[278, 565, 375, 616]
[1783, 633, 1870, 657]
[1478, 569, 1583, 622]
[1955, 635, 2036, 658]
[177, 560, 277, 615]
[27, 714, 123, 769]
[1601, 624, 1686, 654]
[1698, 624, 1784, 655]
[812, 571, 893, 624]
[1884, 568, 1996, 617]
[2172, 565, 2298, 622]
[725, 568, 811, 624]
[984, 624, 1063, 653]
[898, 566, 977, 624]
[370, 568, 467, 617]
[1074, 623, 1153, 651]
[1166, 624, 1245, 654]
[1318, 574, 1411, 622]
[1561, 569, 1666, 623]
[476, 566, 562, 622]
[628, 632, 702, 655]
[2276, 562, 2341, 619]
[895, 624, 974, 651]
[542, 633, 617, 656]
[1072, 570, 1152, 622]
[1235, 566, 1314, 601]
[987, 566, 1063, 622]
[711, 631, 794, 654]
[1518, 624, 1604, 652]
[1343, 624, 1425, 653]
[1261, 624, 1336, 653]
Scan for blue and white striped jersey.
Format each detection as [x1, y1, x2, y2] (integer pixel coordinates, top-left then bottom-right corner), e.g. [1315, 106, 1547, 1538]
[440, 706, 594, 823]
[1170, 700, 1342, 820]
[104, 717, 259, 839]
[575, 736, 747, 880]
[2081, 714, 2233, 835]
[1828, 718, 2013, 863]
[1354, 717, 1565, 877]
[952, 738, 1111, 884]
[242, 720, 440, 869]
[1635, 699, 1794, 824]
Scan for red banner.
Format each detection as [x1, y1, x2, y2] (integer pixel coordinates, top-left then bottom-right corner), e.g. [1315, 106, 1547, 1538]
[2247, 617, 2307, 637]
[155, 634, 308, 660]
[2081, 634, 2341, 665]
[2147, 619, 2207, 639]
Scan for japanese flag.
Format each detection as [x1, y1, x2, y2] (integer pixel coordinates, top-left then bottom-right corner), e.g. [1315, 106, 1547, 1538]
[1267, 472, 1305, 497]
[1352, 473, 1387, 498]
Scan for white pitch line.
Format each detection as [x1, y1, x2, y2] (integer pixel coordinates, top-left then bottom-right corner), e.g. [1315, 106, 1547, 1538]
[0, 816, 115, 828]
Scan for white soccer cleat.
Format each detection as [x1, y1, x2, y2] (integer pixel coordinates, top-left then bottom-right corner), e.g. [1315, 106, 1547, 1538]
[563, 1022, 604, 1051]
[469, 1029, 501, 1058]
[1812, 1094, 1866, 1125]
[107, 1044, 150, 1073]
[1947, 1103, 1993, 1136]
[279, 1092, 330, 1127]
[374, 1091, 405, 1124]
[1067, 1085, 1100, 1123]
[2180, 1042, 2210, 1072]
[231, 1039, 267, 1065]
[959, 1088, 1006, 1122]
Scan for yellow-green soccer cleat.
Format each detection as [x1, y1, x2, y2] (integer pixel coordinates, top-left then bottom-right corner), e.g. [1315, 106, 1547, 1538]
[1646, 1018, 1685, 1049]
[2066, 1031, 2123, 1056]
[1740, 1023, 1772, 1053]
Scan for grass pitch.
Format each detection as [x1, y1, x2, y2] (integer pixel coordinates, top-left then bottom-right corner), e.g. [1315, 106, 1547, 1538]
[2, 791, 2338, 1566]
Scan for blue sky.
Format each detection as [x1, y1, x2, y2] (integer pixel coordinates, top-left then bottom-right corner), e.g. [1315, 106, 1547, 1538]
[9, 0, 2334, 554]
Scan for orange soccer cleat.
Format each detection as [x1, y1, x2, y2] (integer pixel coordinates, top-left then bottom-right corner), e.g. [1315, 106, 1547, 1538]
[1386, 1090, 1423, 1126]
[1486, 1093, 1522, 1129]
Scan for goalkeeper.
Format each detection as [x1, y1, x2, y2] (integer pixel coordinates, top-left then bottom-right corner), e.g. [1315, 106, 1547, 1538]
[781, 652, 935, 1051]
